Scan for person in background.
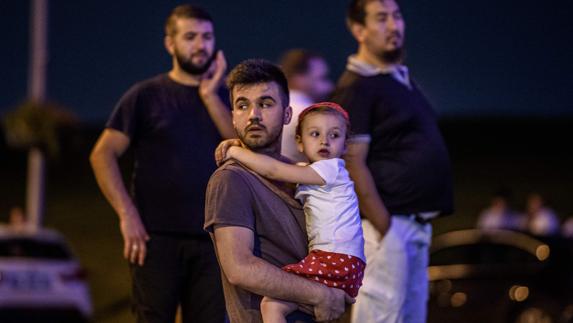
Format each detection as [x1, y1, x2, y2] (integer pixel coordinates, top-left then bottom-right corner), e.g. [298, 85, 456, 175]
[477, 188, 525, 232]
[524, 193, 559, 236]
[561, 215, 573, 238]
[330, 0, 454, 322]
[90, 4, 232, 322]
[8, 206, 28, 232]
[279, 49, 333, 162]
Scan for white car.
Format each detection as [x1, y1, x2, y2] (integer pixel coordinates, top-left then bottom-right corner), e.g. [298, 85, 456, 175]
[0, 225, 92, 322]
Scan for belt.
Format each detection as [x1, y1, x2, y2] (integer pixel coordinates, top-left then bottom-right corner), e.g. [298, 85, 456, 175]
[394, 211, 440, 225]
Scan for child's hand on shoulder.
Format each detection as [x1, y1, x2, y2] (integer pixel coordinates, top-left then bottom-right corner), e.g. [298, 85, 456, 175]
[215, 139, 242, 166]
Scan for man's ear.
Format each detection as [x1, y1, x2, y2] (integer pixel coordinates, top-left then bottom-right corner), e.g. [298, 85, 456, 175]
[349, 21, 366, 43]
[164, 35, 175, 56]
[284, 106, 293, 125]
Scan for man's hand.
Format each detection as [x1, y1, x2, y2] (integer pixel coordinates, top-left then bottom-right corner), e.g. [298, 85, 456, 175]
[120, 210, 150, 266]
[215, 138, 242, 166]
[199, 50, 227, 99]
[314, 287, 355, 322]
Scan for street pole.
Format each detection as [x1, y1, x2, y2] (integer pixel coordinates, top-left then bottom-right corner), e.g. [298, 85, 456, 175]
[26, 0, 48, 230]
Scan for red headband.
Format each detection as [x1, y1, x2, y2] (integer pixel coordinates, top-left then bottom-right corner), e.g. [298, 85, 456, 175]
[298, 102, 350, 125]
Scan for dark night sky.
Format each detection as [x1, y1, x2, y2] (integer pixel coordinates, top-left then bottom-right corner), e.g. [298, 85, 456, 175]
[2, 1, 572, 123]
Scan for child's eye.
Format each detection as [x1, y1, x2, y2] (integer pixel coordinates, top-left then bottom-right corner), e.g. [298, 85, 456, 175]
[310, 131, 320, 137]
[330, 133, 340, 139]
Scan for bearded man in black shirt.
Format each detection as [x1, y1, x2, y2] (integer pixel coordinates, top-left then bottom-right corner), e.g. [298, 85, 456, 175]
[90, 4, 233, 323]
[331, 1, 454, 322]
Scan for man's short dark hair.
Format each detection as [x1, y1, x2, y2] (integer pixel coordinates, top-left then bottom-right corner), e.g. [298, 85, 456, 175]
[279, 49, 324, 80]
[227, 59, 290, 108]
[165, 4, 213, 36]
[347, 0, 393, 26]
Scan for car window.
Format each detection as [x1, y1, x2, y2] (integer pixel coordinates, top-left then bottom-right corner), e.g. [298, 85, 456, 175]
[0, 238, 71, 260]
[430, 242, 539, 266]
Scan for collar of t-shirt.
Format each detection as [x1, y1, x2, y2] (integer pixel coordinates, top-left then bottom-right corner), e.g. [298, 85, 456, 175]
[346, 55, 412, 89]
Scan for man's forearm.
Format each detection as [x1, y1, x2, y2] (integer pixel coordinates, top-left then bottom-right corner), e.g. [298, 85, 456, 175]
[201, 93, 235, 139]
[228, 252, 327, 306]
[346, 161, 390, 235]
[90, 151, 138, 220]
[214, 226, 330, 306]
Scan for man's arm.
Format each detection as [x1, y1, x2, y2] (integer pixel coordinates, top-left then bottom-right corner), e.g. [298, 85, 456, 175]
[227, 146, 324, 185]
[344, 141, 390, 236]
[213, 226, 352, 321]
[89, 128, 149, 265]
[199, 50, 235, 139]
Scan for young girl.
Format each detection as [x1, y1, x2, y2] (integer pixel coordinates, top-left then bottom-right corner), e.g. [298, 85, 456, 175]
[219, 102, 365, 323]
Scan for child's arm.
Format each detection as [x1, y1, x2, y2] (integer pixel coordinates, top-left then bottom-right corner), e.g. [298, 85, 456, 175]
[227, 146, 325, 185]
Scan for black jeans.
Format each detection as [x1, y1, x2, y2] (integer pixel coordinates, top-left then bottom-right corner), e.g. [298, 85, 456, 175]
[130, 234, 225, 323]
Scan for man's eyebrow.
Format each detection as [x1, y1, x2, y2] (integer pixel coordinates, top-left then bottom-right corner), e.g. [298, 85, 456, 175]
[258, 95, 276, 102]
[234, 97, 248, 104]
[374, 12, 389, 17]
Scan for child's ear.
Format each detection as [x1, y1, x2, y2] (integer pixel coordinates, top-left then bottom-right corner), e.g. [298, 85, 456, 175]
[296, 135, 304, 153]
[349, 21, 366, 43]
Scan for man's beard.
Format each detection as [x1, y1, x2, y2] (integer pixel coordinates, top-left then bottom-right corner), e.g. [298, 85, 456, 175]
[235, 121, 282, 152]
[380, 47, 405, 65]
[175, 49, 216, 76]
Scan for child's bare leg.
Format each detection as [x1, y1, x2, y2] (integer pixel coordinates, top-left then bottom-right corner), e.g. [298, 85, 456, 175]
[261, 296, 298, 323]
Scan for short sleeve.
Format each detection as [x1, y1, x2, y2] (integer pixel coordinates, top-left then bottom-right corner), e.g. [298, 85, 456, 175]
[204, 168, 256, 233]
[309, 159, 341, 186]
[105, 84, 142, 139]
[330, 81, 373, 136]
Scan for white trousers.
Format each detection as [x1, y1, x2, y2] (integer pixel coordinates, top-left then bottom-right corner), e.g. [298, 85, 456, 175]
[351, 216, 432, 323]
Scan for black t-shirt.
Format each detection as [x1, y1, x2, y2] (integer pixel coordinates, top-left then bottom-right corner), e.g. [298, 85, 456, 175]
[331, 71, 454, 215]
[107, 74, 229, 235]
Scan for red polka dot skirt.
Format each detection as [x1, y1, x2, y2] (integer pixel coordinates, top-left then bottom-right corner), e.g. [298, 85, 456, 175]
[282, 249, 366, 297]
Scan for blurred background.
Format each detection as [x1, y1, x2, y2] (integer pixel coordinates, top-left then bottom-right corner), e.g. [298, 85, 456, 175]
[1, 0, 572, 322]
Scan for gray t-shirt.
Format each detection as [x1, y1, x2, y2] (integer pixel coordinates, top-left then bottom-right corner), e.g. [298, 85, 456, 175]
[204, 161, 313, 323]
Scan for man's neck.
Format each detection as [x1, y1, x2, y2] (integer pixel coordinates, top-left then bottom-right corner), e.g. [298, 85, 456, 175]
[356, 47, 399, 70]
[168, 67, 201, 86]
[250, 146, 283, 161]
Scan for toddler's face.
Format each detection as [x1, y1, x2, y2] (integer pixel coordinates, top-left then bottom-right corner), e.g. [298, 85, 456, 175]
[297, 112, 347, 162]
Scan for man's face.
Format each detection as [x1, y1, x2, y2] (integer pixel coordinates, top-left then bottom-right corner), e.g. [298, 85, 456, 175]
[358, 0, 405, 63]
[231, 82, 291, 152]
[167, 18, 216, 75]
[304, 58, 333, 102]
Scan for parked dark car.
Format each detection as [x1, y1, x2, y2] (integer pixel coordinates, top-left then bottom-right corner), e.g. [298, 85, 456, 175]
[428, 229, 573, 323]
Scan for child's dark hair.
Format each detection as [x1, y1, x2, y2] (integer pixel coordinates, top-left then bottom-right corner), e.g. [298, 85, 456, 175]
[295, 102, 351, 139]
